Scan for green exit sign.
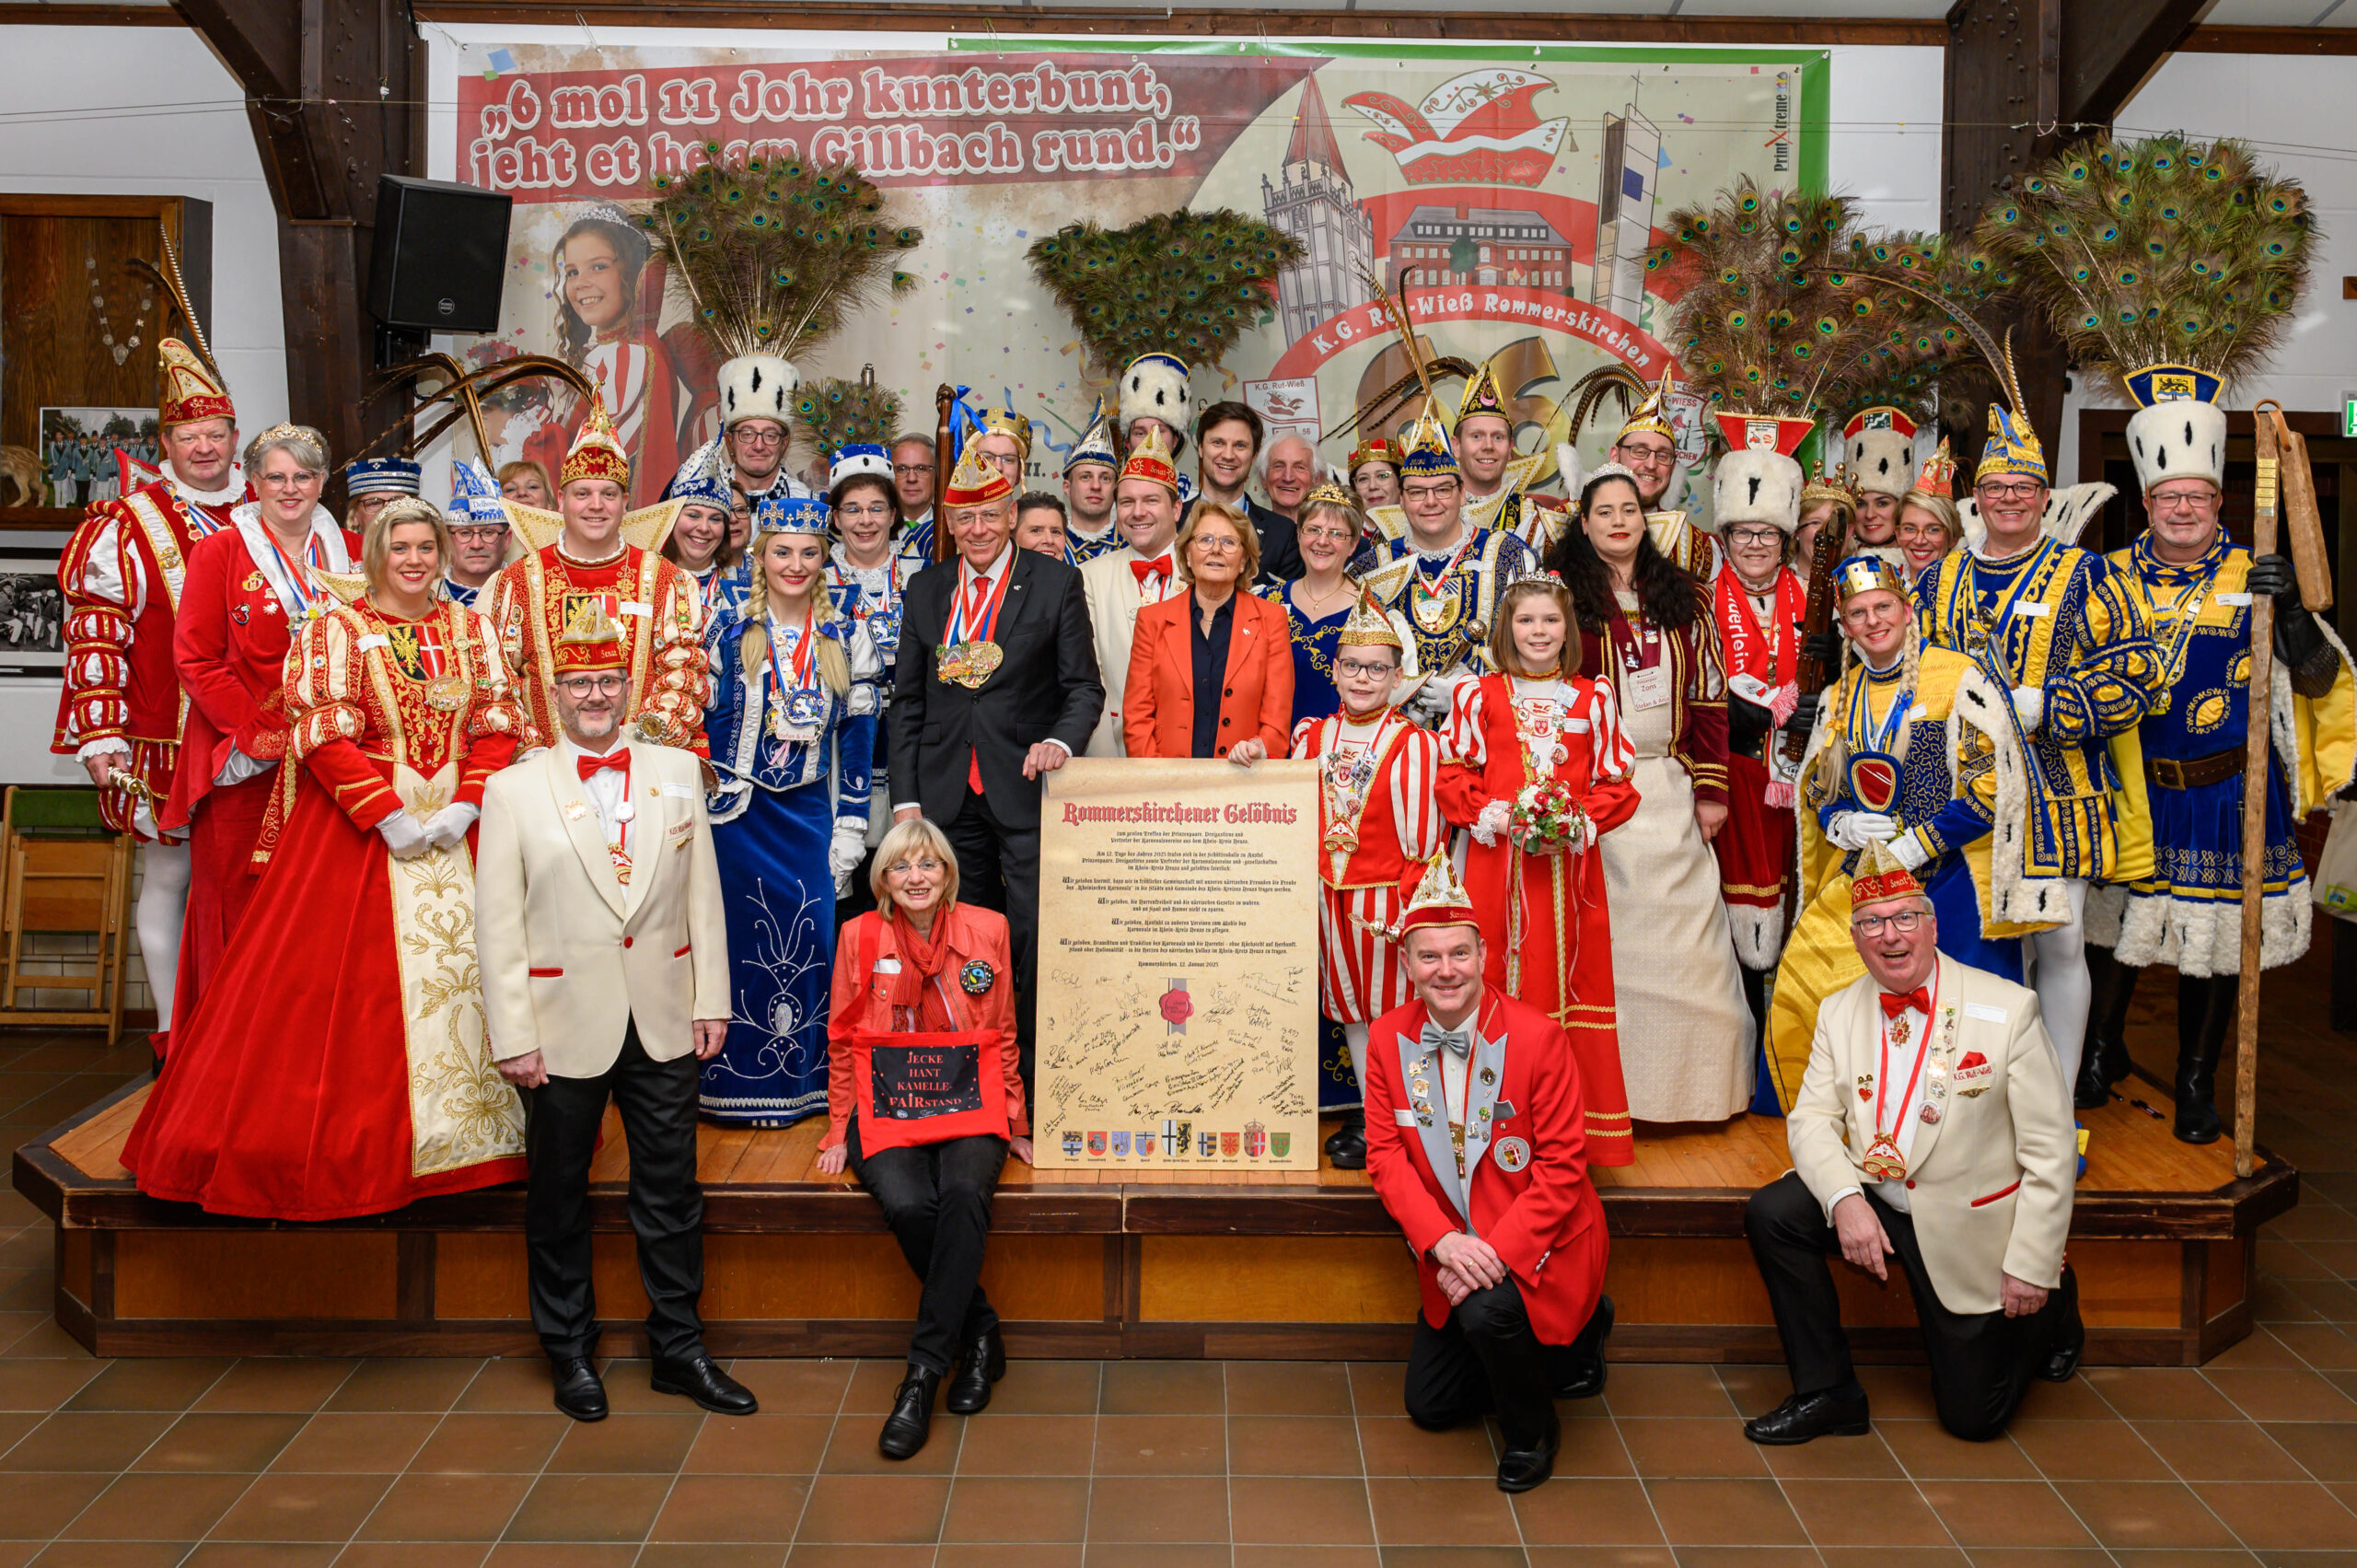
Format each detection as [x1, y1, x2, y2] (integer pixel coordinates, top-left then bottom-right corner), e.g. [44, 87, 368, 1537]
[2345, 391, 2357, 439]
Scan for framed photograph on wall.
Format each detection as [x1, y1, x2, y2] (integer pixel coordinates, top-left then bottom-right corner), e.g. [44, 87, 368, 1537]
[0, 543, 67, 679]
[37, 407, 157, 509]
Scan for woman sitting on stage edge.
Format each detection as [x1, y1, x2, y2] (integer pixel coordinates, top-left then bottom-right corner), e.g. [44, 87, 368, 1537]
[819, 817, 1030, 1460]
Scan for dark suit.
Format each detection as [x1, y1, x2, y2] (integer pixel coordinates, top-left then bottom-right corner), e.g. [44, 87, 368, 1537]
[892, 544, 1104, 1081]
[1185, 494, 1304, 582]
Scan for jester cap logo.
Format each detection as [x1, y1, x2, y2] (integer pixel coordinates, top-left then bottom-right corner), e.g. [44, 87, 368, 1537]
[1745, 420, 1779, 451]
[2153, 371, 2197, 401]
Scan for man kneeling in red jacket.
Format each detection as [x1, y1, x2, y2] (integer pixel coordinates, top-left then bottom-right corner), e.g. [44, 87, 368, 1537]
[1364, 854, 1616, 1493]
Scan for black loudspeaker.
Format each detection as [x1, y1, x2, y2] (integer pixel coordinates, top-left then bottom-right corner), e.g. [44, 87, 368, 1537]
[367, 175, 513, 334]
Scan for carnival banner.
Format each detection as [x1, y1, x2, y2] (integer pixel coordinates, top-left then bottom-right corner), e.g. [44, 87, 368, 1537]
[1033, 758, 1321, 1178]
[436, 37, 1825, 507]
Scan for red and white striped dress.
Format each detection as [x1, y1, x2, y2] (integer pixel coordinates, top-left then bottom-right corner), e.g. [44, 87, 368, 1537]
[1438, 671, 1641, 1164]
[1292, 706, 1446, 1024]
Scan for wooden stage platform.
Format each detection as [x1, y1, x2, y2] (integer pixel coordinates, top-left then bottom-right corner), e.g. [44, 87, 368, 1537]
[13, 1066, 2294, 1365]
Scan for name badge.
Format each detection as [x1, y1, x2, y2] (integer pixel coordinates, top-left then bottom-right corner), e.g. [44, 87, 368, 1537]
[874, 957, 902, 974]
[2012, 602, 2050, 618]
[1964, 1002, 2007, 1023]
[1565, 718, 1591, 734]
[1626, 664, 1672, 711]
[655, 783, 697, 798]
[356, 633, 390, 650]
[2218, 592, 2254, 607]
[1394, 1109, 1419, 1127]
[618, 601, 653, 618]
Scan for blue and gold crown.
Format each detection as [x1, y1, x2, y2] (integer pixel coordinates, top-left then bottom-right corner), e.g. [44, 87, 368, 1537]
[1834, 553, 1912, 603]
[664, 435, 736, 513]
[1975, 403, 2048, 485]
[752, 494, 832, 538]
[345, 456, 422, 497]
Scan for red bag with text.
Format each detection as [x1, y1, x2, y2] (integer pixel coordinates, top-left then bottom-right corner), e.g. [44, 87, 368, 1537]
[848, 1028, 1010, 1152]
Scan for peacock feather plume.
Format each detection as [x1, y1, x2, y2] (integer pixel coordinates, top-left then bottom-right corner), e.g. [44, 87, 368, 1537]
[794, 366, 903, 457]
[638, 148, 921, 365]
[1027, 209, 1304, 377]
[1977, 133, 2313, 393]
[1653, 180, 2027, 441]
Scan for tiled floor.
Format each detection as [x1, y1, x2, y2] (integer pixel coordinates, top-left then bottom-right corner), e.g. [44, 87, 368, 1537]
[8, 935, 2357, 1567]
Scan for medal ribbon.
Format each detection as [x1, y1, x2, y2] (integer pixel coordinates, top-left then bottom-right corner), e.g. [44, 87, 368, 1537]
[1409, 531, 1480, 625]
[769, 608, 818, 693]
[257, 525, 331, 617]
[946, 557, 1014, 646]
[1847, 663, 1917, 759]
[1874, 965, 1939, 1153]
[1956, 536, 2054, 669]
[2129, 532, 2230, 698]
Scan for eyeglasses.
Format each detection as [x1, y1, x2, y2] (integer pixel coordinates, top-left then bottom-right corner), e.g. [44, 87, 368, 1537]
[1614, 442, 1675, 470]
[1299, 524, 1359, 545]
[449, 526, 508, 542]
[1337, 658, 1398, 679]
[1851, 909, 1926, 935]
[1191, 536, 1243, 555]
[556, 675, 628, 697]
[731, 428, 785, 449]
[1976, 481, 2044, 502]
[837, 503, 895, 520]
[888, 857, 944, 876]
[893, 463, 935, 478]
[1402, 483, 1458, 503]
[257, 471, 319, 490]
[1727, 527, 1784, 547]
[2148, 490, 2216, 514]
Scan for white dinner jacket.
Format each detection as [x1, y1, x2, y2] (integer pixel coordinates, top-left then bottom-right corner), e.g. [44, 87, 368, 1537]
[475, 740, 730, 1078]
[1078, 543, 1185, 758]
[1787, 953, 2075, 1317]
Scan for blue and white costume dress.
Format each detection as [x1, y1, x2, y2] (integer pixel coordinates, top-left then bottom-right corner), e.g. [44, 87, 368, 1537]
[699, 554, 881, 1126]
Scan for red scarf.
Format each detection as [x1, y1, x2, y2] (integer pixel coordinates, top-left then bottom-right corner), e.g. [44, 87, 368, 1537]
[1713, 564, 1806, 687]
[887, 905, 957, 1015]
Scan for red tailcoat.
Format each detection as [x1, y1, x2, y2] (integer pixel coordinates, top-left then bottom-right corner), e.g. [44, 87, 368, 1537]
[482, 542, 708, 754]
[1364, 991, 1609, 1342]
[1437, 673, 1641, 1165]
[52, 475, 245, 836]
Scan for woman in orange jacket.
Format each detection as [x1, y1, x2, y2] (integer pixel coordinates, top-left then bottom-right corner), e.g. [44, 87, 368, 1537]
[1123, 502, 1294, 761]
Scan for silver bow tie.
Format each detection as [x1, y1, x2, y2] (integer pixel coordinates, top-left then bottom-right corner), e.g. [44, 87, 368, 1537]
[1421, 1022, 1474, 1060]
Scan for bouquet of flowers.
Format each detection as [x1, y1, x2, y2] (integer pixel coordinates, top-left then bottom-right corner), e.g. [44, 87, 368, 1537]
[1508, 779, 1592, 856]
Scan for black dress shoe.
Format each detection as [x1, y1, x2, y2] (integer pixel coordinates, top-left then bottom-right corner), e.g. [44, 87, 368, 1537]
[1495, 1408, 1561, 1493]
[2040, 1271, 2085, 1383]
[877, 1365, 941, 1459]
[551, 1357, 608, 1423]
[1552, 1295, 1614, 1400]
[1743, 1385, 1870, 1446]
[652, 1353, 759, 1414]
[946, 1324, 1006, 1416]
[1327, 1116, 1367, 1171]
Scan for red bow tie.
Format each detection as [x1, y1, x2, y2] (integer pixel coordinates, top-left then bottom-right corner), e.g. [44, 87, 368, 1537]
[1131, 555, 1173, 587]
[1880, 986, 1929, 1019]
[577, 750, 628, 781]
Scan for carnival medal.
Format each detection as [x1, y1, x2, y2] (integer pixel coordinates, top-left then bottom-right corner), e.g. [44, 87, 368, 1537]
[958, 958, 995, 995]
[769, 688, 827, 743]
[1860, 1133, 1909, 1183]
[937, 640, 1004, 690]
[424, 674, 470, 714]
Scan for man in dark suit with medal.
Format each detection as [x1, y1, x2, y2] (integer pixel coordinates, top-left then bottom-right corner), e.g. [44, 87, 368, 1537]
[892, 442, 1104, 1084]
[1362, 854, 1615, 1494]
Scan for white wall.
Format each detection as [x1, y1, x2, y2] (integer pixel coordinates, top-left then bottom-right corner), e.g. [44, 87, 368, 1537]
[0, 24, 289, 785]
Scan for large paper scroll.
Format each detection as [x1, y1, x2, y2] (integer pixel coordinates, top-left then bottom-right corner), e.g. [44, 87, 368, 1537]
[1035, 758, 1319, 1176]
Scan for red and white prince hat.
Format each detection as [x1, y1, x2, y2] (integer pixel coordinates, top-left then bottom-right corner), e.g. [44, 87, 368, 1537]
[1388, 852, 1479, 940]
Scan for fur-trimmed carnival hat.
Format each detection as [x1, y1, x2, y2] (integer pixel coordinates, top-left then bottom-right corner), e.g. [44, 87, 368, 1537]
[1710, 412, 1815, 534]
[1843, 405, 1920, 499]
[1118, 354, 1191, 447]
[718, 353, 799, 431]
[2123, 364, 2226, 494]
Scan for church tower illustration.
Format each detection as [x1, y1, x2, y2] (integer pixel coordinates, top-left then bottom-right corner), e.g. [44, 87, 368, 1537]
[1261, 73, 1376, 347]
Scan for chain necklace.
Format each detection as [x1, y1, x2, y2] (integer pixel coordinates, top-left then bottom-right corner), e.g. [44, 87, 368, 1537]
[87, 250, 157, 367]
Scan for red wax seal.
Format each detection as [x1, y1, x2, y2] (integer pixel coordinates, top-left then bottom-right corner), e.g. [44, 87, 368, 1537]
[1159, 989, 1194, 1026]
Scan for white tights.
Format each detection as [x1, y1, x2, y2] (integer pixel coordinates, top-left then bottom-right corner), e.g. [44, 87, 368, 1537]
[2025, 878, 2090, 1098]
[1343, 1020, 1371, 1097]
[135, 840, 191, 1030]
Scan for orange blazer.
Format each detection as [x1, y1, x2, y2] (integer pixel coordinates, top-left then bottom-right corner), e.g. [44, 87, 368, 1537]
[1123, 589, 1295, 761]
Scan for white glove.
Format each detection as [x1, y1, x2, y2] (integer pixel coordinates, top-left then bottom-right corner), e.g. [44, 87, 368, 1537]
[377, 810, 432, 860]
[1887, 830, 1930, 872]
[829, 819, 867, 897]
[2011, 685, 2044, 733]
[1826, 811, 1899, 852]
[1471, 798, 1513, 848]
[424, 802, 479, 850]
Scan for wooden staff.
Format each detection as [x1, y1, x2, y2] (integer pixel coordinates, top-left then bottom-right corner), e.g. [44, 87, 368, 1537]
[1782, 519, 1844, 765]
[934, 383, 955, 563]
[2234, 411, 2284, 1179]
